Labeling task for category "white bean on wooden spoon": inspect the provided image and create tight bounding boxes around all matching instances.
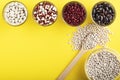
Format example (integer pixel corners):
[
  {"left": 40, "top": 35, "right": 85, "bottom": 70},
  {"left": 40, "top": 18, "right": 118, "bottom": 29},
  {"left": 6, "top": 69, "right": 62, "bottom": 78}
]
[{"left": 57, "top": 23, "right": 110, "bottom": 80}]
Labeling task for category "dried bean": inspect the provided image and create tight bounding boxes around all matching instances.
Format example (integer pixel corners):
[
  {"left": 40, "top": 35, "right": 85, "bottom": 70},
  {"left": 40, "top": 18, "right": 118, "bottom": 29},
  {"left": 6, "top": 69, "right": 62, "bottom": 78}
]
[
  {"left": 86, "top": 49, "right": 120, "bottom": 80},
  {"left": 92, "top": 1, "right": 115, "bottom": 26},
  {"left": 62, "top": 1, "right": 86, "bottom": 26},
  {"left": 4, "top": 1, "right": 27, "bottom": 26},
  {"left": 72, "top": 23, "right": 110, "bottom": 50},
  {"left": 33, "top": 1, "right": 58, "bottom": 26}
]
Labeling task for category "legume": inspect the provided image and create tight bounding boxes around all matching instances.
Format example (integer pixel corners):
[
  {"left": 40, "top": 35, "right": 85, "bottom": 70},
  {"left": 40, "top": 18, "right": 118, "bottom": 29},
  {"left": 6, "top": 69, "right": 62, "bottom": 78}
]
[
  {"left": 92, "top": 1, "right": 115, "bottom": 26},
  {"left": 86, "top": 49, "right": 120, "bottom": 80},
  {"left": 4, "top": 1, "right": 28, "bottom": 26},
  {"left": 62, "top": 1, "right": 86, "bottom": 26},
  {"left": 72, "top": 23, "right": 110, "bottom": 50},
  {"left": 33, "top": 1, "right": 58, "bottom": 26}
]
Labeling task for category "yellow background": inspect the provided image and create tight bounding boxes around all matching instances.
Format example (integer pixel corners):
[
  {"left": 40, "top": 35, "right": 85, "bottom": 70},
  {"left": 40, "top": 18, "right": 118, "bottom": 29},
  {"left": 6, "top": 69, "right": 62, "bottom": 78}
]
[{"left": 0, "top": 0, "right": 120, "bottom": 80}]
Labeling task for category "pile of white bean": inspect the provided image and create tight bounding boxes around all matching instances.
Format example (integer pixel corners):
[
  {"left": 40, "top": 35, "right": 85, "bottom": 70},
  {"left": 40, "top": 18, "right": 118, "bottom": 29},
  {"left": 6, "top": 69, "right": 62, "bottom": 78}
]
[
  {"left": 72, "top": 23, "right": 110, "bottom": 50},
  {"left": 4, "top": 1, "right": 27, "bottom": 26}
]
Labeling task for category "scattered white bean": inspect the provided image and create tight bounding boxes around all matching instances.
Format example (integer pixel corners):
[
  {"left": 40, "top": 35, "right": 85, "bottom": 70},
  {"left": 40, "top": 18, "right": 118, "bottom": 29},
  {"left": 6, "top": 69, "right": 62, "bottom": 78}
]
[{"left": 72, "top": 23, "right": 111, "bottom": 50}]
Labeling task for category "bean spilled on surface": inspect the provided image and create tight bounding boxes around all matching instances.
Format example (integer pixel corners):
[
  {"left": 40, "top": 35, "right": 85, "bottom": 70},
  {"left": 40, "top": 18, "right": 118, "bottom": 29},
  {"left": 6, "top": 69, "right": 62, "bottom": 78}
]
[
  {"left": 92, "top": 1, "right": 115, "bottom": 26},
  {"left": 4, "top": 1, "right": 28, "bottom": 26},
  {"left": 33, "top": 1, "right": 58, "bottom": 26},
  {"left": 62, "top": 1, "right": 86, "bottom": 26}
]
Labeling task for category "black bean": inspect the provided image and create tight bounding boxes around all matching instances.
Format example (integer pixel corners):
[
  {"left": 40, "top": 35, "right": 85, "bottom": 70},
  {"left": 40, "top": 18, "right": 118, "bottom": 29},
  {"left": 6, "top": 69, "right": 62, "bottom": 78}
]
[{"left": 92, "top": 1, "right": 115, "bottom": 26}]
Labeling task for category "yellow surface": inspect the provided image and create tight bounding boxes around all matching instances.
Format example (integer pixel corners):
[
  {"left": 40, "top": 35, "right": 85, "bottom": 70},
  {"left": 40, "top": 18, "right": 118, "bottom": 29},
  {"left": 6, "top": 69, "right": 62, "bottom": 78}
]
[{"left": 0, "top": 0, "right": 120, "bottom": 80}]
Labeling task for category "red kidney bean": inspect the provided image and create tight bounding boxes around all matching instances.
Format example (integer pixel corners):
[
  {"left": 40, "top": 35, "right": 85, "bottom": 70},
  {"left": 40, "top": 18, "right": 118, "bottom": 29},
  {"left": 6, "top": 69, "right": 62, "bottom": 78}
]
[{"left": 62, "top": 1, "right": 86, "bottom": 26}]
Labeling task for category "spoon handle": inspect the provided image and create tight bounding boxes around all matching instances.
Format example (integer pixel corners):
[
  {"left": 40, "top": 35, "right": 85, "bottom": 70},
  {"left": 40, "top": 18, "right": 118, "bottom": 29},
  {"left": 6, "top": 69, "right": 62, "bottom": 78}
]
[{"left": 57, "top": 49, "right": 86, "bottom": 80}]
